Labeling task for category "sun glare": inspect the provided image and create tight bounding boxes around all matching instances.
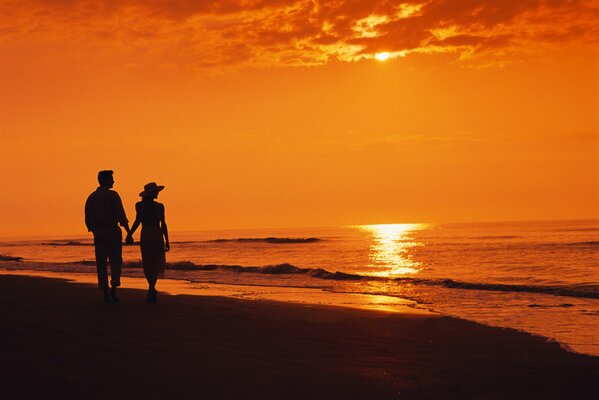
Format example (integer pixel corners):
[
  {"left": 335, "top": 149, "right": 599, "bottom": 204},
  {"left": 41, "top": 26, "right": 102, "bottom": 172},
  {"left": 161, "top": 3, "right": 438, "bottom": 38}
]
[
  {"left": 356, "top": 224, "right": 428, "bottom": 277},
  {"left": 375, "top": 52, "right": 390, "bottom": 61}
]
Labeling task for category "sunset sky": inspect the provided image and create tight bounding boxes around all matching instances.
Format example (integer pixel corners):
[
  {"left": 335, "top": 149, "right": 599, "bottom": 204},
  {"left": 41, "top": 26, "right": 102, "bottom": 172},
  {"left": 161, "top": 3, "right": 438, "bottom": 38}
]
[{"left": 1, "top": 0, "right": 598, "bottom": 237}]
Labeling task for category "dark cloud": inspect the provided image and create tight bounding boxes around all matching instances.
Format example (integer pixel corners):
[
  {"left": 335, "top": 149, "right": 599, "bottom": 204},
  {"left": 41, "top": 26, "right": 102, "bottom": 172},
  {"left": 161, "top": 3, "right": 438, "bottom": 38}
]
[{"left": 1, "top": 0, "right": 597, "bottom": 68}]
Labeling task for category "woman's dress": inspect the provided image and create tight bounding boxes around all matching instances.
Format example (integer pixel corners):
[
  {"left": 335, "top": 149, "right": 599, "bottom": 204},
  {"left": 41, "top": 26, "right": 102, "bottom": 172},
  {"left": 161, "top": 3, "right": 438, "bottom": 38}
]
[{"left": 136, "top": 200, "right": 166, "bottom": 280}]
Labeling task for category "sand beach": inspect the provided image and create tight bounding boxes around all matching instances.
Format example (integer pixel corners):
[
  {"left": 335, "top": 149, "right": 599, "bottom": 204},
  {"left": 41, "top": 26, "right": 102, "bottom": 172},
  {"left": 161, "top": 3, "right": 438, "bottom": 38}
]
[{"left": 1, "top": 271, "right": 597, "bottom": 400}]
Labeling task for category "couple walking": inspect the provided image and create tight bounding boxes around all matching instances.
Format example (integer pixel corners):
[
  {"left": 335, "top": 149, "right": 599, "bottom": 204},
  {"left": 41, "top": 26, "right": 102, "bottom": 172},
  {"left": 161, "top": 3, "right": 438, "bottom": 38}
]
[{"left": 84, "top": 170, "right": 169, "bottom": 303}]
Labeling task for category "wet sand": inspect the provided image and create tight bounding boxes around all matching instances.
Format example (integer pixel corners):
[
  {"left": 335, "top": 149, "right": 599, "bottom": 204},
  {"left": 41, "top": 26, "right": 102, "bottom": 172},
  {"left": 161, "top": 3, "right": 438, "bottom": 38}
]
[{"left": 1, "top": 274, "right": 597, "bottom": 399}]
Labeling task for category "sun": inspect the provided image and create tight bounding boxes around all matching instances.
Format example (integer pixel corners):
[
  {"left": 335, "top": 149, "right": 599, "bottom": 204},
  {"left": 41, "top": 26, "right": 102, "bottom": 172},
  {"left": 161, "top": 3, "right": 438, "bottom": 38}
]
[{"left": 375, "top": 52, "right": 390, "bottom": 61}]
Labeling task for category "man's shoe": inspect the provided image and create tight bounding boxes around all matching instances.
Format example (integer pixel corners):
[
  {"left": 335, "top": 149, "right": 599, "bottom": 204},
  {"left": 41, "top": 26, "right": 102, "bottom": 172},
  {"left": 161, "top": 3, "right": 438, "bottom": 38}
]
[
  {"left": 103, "top": 291, "right": 112, "bottom": 303},
  {"left": 110, "top": 287, "right": 120, "bottom": 302}
]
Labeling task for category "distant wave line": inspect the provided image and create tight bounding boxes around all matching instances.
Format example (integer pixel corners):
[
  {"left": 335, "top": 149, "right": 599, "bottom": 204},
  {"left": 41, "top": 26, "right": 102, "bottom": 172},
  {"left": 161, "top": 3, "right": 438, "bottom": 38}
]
[
  {"left": 27, "top": 238, "right": 599, "bottom": 248},
  {"left": 40, "top": 237, "right": 322, "bottom": 246},
  {"left": 0, "top": 254, "right": 23, "bottom": 261},
  {"left": 415, "top": 240, "right": 599, "bottom": 250},
  {"left": 42, "top": 241, "right": 93, "bottom": 246},
  {"left": 206, "top": 237, "right": 321, "bottom": 244}
]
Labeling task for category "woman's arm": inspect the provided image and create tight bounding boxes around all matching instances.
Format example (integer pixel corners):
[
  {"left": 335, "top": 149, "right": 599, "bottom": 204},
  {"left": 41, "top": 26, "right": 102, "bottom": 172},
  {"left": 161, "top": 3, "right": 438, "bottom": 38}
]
[
  {"left": 160, "top": 203, "right": 170, "bottom": 252},
  {"left": 127, "top": 203, "right": 142, "bottom": 242}
]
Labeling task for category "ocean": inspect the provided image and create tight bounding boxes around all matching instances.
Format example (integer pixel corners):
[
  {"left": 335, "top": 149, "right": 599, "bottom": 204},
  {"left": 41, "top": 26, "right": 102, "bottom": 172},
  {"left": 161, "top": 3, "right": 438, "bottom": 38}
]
[{"left": 1, "top": 219, "right": 598, "bottom": 356}]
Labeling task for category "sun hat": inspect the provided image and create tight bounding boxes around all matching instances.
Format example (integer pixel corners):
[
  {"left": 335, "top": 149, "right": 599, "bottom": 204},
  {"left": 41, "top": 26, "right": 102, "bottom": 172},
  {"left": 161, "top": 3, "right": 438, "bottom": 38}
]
[{"left": 139, "top": 182, "right": 165, "bottom": 197}]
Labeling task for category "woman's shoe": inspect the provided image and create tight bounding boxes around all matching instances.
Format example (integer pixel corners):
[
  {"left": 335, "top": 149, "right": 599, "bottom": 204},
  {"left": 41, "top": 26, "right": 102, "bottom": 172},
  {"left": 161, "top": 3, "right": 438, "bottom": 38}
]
[{"left": 147, "top": 289, "right": 157, "bottom": 303}]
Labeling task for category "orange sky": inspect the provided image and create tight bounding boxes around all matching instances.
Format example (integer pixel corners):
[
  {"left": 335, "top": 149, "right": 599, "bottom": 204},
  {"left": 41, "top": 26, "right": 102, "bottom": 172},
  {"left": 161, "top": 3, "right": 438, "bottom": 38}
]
[{"left": 1, "top": 0, "right": 598, "bottom": 237}]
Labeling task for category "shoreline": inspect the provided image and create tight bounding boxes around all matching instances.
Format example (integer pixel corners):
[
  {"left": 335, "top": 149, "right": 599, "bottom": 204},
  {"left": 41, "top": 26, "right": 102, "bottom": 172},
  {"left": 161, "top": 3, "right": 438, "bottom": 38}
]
[
  {"left": 0, "top": 267, "right": 431, "bottom": 314},
  {"left": 1, "top": 272, "right": 598, "bottom": 399},
  {"left": 1, "top": 266, "right": 596, "bottom": 358}
]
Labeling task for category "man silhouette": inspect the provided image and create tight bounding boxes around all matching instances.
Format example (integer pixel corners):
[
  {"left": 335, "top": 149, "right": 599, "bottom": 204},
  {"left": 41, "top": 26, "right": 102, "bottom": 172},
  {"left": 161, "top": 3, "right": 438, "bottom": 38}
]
[{"left": 85, "top": 170, "right": 131, "bottom": 302}]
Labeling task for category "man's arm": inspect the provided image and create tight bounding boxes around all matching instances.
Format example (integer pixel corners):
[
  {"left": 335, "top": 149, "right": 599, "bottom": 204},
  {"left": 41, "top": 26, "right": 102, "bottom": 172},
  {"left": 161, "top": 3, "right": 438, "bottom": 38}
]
[
  {"left": 122, "top": 221, "right": 131, "bottom": 236},
  {"left": 84, "top": 195, "right": 94, "bottom": 232},
  {"left": 113, "top": 192, "right": 130, "bottom": 235}
]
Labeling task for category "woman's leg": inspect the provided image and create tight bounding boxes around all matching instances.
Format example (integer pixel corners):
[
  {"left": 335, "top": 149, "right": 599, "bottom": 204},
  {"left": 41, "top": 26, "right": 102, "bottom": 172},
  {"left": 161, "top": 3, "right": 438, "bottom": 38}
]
[{"left": 146, "top": 275, "right": 158, "bottom": 302}]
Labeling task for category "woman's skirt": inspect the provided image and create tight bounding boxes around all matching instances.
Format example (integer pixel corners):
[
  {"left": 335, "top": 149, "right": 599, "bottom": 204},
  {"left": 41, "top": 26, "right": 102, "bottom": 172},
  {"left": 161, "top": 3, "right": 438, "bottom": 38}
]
[{"left": 140, "top": 226, "right": 165, "bottom": 281}]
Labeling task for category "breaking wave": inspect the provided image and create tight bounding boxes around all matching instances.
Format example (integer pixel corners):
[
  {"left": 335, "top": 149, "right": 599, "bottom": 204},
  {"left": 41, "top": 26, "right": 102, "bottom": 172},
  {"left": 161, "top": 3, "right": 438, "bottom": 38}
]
[
  {"left": 120, "top": 261, "right": 363, "bottom": 281},
  {"left": 64, "top": 260, "right": 598, "bottom": 299},
  {"left": 411, "top": 278, "right": 599, "bottom": 299}
]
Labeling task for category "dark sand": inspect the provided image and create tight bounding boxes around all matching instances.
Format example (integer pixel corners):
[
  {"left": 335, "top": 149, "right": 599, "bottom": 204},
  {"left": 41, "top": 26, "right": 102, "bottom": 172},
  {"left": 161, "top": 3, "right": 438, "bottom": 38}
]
[{"left": 1, "top": 274, "right": 597, "bottom": 399}]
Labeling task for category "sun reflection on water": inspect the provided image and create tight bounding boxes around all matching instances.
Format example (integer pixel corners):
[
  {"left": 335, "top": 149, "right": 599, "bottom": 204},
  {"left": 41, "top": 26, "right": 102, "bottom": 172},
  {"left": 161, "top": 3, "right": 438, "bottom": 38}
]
[{"left": 357, "top": 224, "right": 427, "bottom": 277}]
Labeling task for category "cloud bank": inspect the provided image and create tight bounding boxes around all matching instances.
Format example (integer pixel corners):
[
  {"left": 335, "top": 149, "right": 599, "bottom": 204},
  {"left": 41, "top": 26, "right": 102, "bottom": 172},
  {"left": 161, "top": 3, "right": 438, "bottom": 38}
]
[{"left": 1, "top": 0, "right": 597, "bottom": 69}]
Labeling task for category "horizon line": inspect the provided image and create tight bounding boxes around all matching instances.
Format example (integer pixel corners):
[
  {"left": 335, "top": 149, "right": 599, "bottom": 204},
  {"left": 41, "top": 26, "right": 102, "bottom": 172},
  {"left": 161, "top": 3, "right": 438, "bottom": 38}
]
[{"left": 1, "top": 217, "right": 598, "bottom": 240}]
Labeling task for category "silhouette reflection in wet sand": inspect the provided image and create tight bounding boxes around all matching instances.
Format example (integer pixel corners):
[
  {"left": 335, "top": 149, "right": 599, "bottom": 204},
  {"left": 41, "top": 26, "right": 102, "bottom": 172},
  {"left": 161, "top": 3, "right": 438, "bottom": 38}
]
[
  {"left": 127, "top": 182, "right": 170, "bottom": 303},
  {"left": 84, "top": 170, "right": 131, "bottom": 302}
]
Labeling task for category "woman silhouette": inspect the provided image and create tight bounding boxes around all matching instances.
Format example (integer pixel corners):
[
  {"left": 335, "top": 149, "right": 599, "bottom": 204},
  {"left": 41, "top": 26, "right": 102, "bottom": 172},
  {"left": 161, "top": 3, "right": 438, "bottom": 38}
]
[{"left": 127, "top": 182, "right": 170, "bottom": 302}]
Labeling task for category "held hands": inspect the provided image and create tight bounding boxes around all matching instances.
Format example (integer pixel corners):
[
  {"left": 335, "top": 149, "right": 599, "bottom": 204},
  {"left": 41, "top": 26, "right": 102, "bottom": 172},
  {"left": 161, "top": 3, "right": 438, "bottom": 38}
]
[
  {"left": 124, "top": 233, "right": 167, "bottom": 250},
  {"left": 124, "top": 234, "right": 167, "bottom": 250}
]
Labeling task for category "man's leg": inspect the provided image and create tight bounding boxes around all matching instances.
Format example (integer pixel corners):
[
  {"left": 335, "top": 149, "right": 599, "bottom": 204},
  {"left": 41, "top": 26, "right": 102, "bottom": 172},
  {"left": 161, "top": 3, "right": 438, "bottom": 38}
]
[
  {"left": 107, "top": 227, "right": 123, "bottom": 301},
  {"left": 93, "top": 232, "right": 111, "bottom": 302}
]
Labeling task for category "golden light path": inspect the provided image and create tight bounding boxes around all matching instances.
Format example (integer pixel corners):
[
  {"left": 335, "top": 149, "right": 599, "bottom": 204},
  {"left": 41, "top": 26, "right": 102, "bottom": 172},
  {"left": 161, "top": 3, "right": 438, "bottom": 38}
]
[{"left": 357, "top": 223, "right": 428, "bottom": 277}]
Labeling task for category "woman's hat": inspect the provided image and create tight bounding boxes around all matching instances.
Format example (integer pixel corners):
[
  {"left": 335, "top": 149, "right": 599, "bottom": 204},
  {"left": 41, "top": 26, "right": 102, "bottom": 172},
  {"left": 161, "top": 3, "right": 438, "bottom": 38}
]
[{"left": 139, "top": 182, "right": 165, "bottom": 197}]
